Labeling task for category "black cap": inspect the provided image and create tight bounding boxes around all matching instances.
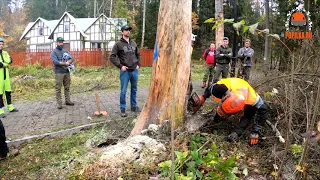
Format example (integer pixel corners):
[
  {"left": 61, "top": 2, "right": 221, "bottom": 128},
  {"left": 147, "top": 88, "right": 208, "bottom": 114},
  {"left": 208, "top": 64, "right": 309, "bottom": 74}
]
[
  {"left": 121, "top": 25, "right": 132, "bottom": 32},
  {"left": 223, "top": 37, "right": 229, "bottom": 40},
  {"left": 211, "top": 84, "right": 229, "bottom": 99}
]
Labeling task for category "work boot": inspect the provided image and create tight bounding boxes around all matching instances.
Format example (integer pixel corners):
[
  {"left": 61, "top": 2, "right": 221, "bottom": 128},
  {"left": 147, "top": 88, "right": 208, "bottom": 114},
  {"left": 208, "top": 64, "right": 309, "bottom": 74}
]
[
  {"left": 0, "top": 108, "right": 5, "bottom": 118},
  {"left": 202, "top": 81, "right": 206, "bottom": 88},
  {"left": 65, "top": 101, "right": 75, "bottom": 106},
  {"left": 120, "top": 109, "right": 128, "bottom": 117},
  {"left": 7, "top": 104, "right": 18, "bottom": 112},
  {"left": 226, "top": 132, "right": 239, "bottom": 142},
  {"left": 131, "top": 106, "right": 141, "bottom": 112}
]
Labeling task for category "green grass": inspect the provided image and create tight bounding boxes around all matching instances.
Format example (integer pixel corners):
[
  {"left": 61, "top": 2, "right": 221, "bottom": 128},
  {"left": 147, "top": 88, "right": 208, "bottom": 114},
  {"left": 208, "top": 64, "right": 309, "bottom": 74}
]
[
  {"left": 9, "top": 63, "right": 205, "bottom": 102},
  {"left": 0, "top": 128, "right": 100, "bottom": 179}
]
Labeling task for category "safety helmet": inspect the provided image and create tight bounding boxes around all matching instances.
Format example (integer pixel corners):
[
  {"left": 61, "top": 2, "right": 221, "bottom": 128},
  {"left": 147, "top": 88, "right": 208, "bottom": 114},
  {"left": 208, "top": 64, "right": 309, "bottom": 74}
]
[
  {"left": 0, "top": 38, "right": 4, "bottom": 43},
  {"left": 216, "top": 91, "right": 245, "bottom": 118}
]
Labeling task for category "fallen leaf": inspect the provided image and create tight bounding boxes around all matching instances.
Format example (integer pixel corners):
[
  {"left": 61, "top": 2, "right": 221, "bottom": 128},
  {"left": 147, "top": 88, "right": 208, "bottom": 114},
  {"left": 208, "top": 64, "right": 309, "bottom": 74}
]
[
  {"left": 243, "top": 168, "right": 249, "bottom": 176},
  {"left": 295, "top": 165, "right": 305, "bottom": 172}
]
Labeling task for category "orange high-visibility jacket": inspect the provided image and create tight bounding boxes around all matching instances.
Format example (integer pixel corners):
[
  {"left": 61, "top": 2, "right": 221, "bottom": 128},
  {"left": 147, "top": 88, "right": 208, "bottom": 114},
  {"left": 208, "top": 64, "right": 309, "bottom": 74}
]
[{"left": 213, "top": 78, "right": 263, "bottom": 108}]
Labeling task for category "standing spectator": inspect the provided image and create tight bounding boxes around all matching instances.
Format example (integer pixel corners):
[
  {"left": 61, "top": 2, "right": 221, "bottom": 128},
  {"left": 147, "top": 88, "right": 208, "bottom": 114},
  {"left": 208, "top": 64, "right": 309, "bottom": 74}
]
[
  {"left": 202, "top": 42, "right": 216, "bottom": 88},
  {"left": 0, "top": 119, "right": 9, "bottom": 159},
  {"left": 213, "top": 37, "right": 232, "bottom": 83},
  {"left": 0, "top": 119, "right": 19, "bottom": 160},
  {"left": 0, "top": 38, "right": 18, "bottom": 118},
  {"left": 237, "top": 39, "right": 254, "bottom": 81},
  {"left": 51, "top": 37, "right": 75, "bottom": 109},
  {"left": 110, "top": 25, "right": 141, "bottom": 117}
]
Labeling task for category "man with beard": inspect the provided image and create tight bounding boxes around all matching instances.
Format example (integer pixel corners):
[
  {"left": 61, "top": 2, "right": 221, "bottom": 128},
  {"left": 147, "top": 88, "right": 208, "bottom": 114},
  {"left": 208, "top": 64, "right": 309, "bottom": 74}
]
[
  {"left": 110, "top": 25, "right": 141, "bottom": 117},
  {"left": 50, "top": 37, "right": 75, "bottom": 109}
]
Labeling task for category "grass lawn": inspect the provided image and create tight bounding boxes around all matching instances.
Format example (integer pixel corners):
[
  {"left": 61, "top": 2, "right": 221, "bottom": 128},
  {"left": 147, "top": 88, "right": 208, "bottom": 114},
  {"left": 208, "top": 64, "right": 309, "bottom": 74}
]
[{"left": 9, "top": 61, "right": 206, "bottom": 102}]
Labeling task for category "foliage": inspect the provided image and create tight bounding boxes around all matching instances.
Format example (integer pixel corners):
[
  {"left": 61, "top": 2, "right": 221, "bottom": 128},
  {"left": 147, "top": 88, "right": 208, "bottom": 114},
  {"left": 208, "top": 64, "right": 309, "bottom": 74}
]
[
  {"left": 0, "top": 127, "right": 100, "bottom": 179},
  {"left": 192, "top": 12, "right": 199, "bottom": 30},
  {"left": 290, "top": 144, "right": 303, "bottom": 159},
  {"left": 158, "top": 134, "right": 239, "bottom": 179}
]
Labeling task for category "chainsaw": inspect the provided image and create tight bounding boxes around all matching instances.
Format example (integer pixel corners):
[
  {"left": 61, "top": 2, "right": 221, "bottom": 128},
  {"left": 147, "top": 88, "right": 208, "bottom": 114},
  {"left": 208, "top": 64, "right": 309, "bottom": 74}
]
[{"left": 187, "top": 92, "right": 203, "bottom": 114}]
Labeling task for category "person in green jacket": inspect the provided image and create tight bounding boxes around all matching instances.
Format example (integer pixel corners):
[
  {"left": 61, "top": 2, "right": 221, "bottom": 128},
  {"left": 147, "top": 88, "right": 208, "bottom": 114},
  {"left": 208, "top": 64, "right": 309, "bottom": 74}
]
[{"left": 0, "top": 38, "right": 18, "bottom": 118}]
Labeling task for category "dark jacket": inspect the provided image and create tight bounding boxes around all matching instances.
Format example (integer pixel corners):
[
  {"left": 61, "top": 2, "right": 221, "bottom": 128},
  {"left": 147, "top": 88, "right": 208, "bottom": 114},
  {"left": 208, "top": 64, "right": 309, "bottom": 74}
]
[
  {"left": 51, "top": 47, "right": 74, "bottom": 74},
  {"left": 110, "top": 38, "right": 141, "bottom": 71},
  {"left": 0, "top": 120, "right": 8, "bottom": 158},
  {"left": 215, "top": 45, "right": 232, "bottom": 64}
]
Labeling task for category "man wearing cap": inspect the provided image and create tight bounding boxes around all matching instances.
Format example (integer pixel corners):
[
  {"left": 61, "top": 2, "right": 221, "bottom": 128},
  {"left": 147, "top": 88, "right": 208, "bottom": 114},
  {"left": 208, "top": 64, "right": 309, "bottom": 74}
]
[
  {"left": 213, "top": 37, "right": 232, "bottom": 83},
  {"left": 50, "top": 37, "right": 75, "bottom": 109},
  {"left": 110, "top": 25, "right": 141, "bottom": 117},
  {"left": 0, "top": 38, "right": 18, "bottom": 118}
]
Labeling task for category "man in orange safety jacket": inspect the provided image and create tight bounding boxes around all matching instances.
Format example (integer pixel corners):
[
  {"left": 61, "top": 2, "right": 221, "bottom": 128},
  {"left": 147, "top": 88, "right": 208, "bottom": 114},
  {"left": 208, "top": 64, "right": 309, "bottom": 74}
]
[{"left": 192, "top": 78, "right": 268, "bottom": 145}]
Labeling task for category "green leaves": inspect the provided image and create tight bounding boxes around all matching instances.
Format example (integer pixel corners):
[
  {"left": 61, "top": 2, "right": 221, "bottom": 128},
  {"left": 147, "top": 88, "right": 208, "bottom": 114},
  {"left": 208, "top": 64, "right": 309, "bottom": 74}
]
[
  {"left": 248, "top": 23, "right": 259, "bottom": 34},
  {"left": 233, "top": 20, "right": 245, "bottom": 35},
  {"left": 204, "top": 18, "right": 215, "bottom": 23},
  {"left": 270, "top": 34, "right": 280, "bottom": 40},
  {"left": 224, "top": 18, "right": 235, "bottom": 23},
  {"left": 159, "top": 141, "right": 239, "bottom": 179}
]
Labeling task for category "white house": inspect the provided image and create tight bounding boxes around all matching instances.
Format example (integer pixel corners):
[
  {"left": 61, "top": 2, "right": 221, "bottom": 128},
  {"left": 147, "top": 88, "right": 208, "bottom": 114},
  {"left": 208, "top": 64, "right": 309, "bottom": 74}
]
[{"left": 19, "top": 12, "right": 127, "bottom": 51}]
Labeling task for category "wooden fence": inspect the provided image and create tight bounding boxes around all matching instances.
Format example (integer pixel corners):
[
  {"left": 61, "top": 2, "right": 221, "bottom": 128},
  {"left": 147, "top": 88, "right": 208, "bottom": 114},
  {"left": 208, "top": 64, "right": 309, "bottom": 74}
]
[{"left": 8, "top": 49, "right": 154, "bottom": 67}]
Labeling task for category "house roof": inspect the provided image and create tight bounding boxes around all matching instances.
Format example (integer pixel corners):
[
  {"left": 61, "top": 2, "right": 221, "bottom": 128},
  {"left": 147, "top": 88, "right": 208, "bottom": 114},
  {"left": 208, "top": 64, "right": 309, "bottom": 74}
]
[
  {"left": 20, "top": 12, "right": 126, "bottom": 41},
  {"left": 84, "top": 14, "right": 121, "bottom": 32},
  {"left": 19, "top": 22, "right": 34, "bottom": 41},
  {"left": 74, "top": 18, "right": 97, "bottom": 31},
  {"left": 48, "top": 12, "right": 90, "bottom": 39},
  {"left": 19, "top": 18, "right": 59, "bottom": 41}
]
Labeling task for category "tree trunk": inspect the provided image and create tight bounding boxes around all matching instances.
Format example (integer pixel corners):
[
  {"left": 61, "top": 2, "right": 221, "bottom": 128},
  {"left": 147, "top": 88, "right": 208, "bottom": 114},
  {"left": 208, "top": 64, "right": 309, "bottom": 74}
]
[
  {"left": 110, "top": 0, "right": 113, "bottom": 17},
  {"left": 215, "top": 0, "right": 224, "bottom": 47},
  {"left": 263, "top": 0, "right": 270, "bottom": 75},
  {"left": 141, "top": 0, "right": 146, "bottom": 48},
  {"left": 131, "top": 0, "right": 192, "bottom": 136}
]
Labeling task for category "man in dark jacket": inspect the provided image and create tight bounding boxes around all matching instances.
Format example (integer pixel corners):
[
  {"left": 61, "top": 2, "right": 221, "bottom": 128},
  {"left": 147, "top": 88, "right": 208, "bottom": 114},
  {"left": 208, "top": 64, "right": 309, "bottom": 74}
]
[
  {"left": 0, "top": 119, "right": 8, "bottom": 159},
  {"left": 50, "top": 37, "right": 75, "bottom": 109},
  {"left": 237, "top": 39, "right": 254, "bottom": 81},
  {"left": 110, "top": 25, "right": 141, "bottom": 117},
  {"left": 213, "top": 37, "right": 232, "bottom": 83}
]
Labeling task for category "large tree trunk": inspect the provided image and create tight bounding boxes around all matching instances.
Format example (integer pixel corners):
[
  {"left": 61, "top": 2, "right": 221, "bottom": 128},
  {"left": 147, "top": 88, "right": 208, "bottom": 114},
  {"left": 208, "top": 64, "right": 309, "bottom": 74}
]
[
  {"left": 131, "top": 0, "right": 192, "bottom": 136},
  {"left": 215, "top": 0, "right": 224, "bottom": 47}
]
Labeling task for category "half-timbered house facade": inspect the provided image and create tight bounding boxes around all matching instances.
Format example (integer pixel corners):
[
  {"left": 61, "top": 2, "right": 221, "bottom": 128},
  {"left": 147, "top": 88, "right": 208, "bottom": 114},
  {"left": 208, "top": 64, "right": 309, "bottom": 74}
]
[{"left": 19, "top": 12, "right": 127, "bottom": 51}]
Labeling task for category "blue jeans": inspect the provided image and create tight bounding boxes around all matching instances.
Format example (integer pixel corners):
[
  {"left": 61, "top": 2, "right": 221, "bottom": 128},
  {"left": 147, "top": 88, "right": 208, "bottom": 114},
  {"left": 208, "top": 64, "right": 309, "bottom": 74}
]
[{"left": 120, "top": 69, "right": 138, "bottom": 111}]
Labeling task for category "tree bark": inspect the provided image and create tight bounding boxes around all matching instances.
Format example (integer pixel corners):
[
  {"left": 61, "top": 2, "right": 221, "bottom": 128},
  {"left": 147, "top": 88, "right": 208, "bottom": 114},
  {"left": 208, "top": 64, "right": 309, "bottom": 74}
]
[
  {"left": 110, "top": 0, "right": 113, "bottom": 17},
  {"left": 131, "top": 0, "right": 192, "bottom": 136},
  {"left": 141, "top": 0, "right": 146, "bottom": 48},
  {"left": 215, "top": 0, "right": 224, "bottom": 47}
]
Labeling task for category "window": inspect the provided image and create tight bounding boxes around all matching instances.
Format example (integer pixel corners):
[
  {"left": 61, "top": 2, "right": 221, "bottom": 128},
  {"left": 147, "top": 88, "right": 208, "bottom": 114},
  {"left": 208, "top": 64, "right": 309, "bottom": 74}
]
[
  {"left": 39, "top": 27, "right": 44, "bottom": 36},
  {"left": 64, "top": 22, "right": 70, "bottom": 32}
]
